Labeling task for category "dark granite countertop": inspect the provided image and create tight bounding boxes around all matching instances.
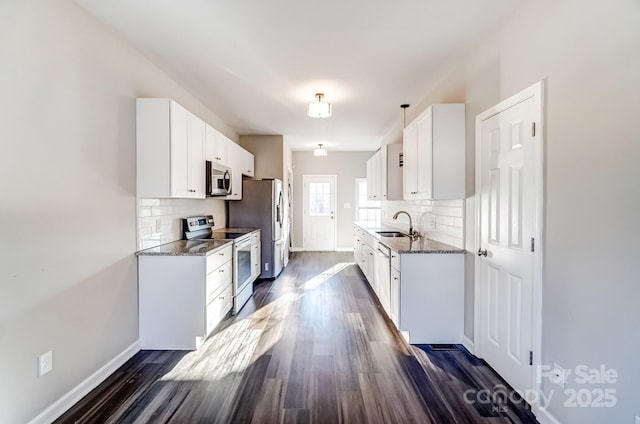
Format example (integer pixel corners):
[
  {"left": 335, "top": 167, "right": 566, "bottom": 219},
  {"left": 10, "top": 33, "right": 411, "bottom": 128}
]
[
  {"left": 136, "top": 239, "right": 233, "bottom": 256},
  {"left": 354, "top": 222, "right": 465, "bottom": 254}
]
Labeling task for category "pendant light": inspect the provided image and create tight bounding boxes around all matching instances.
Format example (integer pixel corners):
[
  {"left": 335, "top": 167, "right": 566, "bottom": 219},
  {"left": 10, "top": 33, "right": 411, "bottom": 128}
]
[
  {"left": 307, "top": 93, "right": 332, "bottom": 118},
  {"left": 399, "top": 104, "right": 410, "bottom": 168},
  {"left": 313, "top": 144, "right": 327, "bottom": 156},
  {"left": 400, "top": 104, "right": 410, "bottom": 127}
]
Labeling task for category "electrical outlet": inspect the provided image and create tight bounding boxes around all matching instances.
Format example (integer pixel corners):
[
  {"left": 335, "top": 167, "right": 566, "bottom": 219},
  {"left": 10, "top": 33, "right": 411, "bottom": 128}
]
[
  {"left": 38, "top": 350, "right": 53, "bottom": 377},
  {"left": 550, "top": 363, "right": 566, "bottom": 389}
]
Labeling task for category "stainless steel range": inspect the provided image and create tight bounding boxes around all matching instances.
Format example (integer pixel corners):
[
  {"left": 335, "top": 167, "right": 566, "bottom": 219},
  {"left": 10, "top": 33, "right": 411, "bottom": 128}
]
[{"left": 183, "top": 216, "right": 255, "bottom": 314}]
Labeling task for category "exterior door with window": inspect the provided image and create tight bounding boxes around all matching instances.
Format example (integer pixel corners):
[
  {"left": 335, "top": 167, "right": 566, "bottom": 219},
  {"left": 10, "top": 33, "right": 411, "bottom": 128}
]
[{"left": 303, "top": 175, "right": 336, "bottom": 251}]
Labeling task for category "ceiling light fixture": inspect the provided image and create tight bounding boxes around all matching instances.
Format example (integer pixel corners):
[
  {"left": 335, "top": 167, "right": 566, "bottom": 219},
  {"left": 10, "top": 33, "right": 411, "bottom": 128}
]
[
  {"left": 313, "top": 144, "right": 327, "bottom": 157},
  {"left": 307, "top": 93, "right": 332, "bottom": 118}
]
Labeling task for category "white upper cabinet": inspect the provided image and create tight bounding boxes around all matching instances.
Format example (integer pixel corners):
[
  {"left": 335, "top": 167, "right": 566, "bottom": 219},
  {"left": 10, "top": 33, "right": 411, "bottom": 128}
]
[
  {"left": 225, "top": 142, "right": 255, "bottom": 200},
  {"left": 137, "top": 98, "right": 205, "bottom": 199},
  {"left": 366, "top": 144, "right": 403, "bottom": 201},
  {"left": 225, "top": 141, "right": 243, "bottom": 200},
  {"left": 205, "top": 124, "right": 228, "bottom": 167},
  {"left": 366, "top": 152, "right": 380, "bottom": 200},
  {"left": 403, "top": 104, "right": 465, "bottom": 200},
  {"left": 239, "top": 147, "right": 254, "bottom": 178}
]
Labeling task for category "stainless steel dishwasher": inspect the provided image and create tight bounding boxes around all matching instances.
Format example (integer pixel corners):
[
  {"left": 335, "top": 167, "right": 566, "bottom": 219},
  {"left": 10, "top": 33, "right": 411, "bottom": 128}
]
[{"left": 375, "top": 241, "right": 391, "bottom": 315}]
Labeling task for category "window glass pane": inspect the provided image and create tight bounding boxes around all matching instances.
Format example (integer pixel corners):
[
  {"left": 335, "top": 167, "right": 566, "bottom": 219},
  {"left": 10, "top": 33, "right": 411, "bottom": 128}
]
[
  {"left": 309, "top": 182, "right": 330, "bottom": 216},
  {"left": 355, "top": 178, "right": 381, "bottom": 225}
]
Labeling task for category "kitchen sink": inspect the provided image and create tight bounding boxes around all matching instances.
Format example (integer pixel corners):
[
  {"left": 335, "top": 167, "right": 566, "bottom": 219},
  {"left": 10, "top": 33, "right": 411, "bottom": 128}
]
[{"left": 376, "top": 231, "right": 409, "bottom": 238}]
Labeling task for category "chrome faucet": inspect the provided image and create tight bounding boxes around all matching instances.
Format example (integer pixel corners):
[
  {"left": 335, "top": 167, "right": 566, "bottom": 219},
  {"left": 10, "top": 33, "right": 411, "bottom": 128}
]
[{"left": 392, "top": 210, "right": 419, "bottom": 239}]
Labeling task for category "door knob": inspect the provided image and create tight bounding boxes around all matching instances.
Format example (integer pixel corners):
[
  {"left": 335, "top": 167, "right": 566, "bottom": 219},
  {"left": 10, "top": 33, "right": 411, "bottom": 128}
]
[{"left": 477, "top": 248, "right": 488, "bottom": 257}]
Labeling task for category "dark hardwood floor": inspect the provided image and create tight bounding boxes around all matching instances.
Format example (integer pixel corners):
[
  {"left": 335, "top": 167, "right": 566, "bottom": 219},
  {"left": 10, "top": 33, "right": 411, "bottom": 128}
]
[{"left": 55, "top": 251, "right": 538, "bottom": 424}]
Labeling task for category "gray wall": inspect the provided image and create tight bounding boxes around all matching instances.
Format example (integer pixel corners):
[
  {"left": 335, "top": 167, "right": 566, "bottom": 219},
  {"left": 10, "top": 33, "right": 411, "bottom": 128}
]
[
  {"left": 388, "top": 0, "right": 640, "bottom": 422},
  {"left": 239, "top": 135, "right": 284, "bottom": 180},
  {"left": 292, "top": 151, "right": 372, "bottom": 250},
  {"left": 0, "top": 0, "right": 236, "bottom": 422}
]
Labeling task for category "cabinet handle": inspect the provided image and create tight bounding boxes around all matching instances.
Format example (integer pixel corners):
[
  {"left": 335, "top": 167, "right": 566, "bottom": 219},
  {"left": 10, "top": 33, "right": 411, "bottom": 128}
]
[
  {"left": 219, "top": 252, "right": 225, "bottom": 256},
  {"left": 393, "top": 277, "right": 398, "bottom": 280},
  {"left": 219, "top": 269, "right": 225, "bottom": 272},
  {"left": 189, "top": 189, "right": 196, "bottom": 192},
  {"left": 219, "top": 296, "right": 225, "bottom": 300}
]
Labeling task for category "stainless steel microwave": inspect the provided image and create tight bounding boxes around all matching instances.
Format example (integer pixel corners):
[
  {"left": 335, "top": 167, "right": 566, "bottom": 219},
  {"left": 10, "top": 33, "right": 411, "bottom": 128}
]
[{"left": 206, "top": 161, "right": 232, "bottom": 196}]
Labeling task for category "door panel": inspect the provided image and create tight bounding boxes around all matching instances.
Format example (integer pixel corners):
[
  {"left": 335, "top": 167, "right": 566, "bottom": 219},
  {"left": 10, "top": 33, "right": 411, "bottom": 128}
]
[{"left": 478, "top": 95, "right": 537, "bottom": 395}]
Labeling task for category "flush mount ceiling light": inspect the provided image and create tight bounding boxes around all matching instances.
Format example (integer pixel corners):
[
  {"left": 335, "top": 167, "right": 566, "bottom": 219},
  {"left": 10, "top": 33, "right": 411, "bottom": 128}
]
[
  {"left": 313, "top": 144, "right": 327, "bottom": 157},
  {"left": 307, "top": 93, "right": 332, "bottom": 118}
]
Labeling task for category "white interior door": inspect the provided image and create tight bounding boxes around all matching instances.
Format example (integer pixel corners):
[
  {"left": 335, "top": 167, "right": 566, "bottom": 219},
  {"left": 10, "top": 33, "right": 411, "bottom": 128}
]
[
  {"left": 476, "top": 83, "right": 543, "bottom": 396},
  {"left": 303, "top": 175, "right": 336, "bottom": 251}
]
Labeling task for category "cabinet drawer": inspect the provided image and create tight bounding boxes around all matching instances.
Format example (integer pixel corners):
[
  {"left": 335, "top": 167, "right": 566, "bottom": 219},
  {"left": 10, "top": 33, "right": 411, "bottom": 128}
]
[
  {"left": 206, "top": 245, "right": 232, "bottom": 271},
  {"left": 391, "top": 250, "right": 400, "bottom": 271},
  {"left": 206, "top": 284, "right": 233, "bottom": 334},
  {"left": 206, "top": 260, "right": 232, "bottom": 304}
]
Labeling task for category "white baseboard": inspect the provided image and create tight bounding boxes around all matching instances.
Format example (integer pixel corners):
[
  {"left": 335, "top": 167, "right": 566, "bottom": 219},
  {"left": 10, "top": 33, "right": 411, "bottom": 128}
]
[
  {"left": 462, "top": 335, "right": 475, "bottom": 354},
  {"left": 290, "top": 247, "right": 354, "bottom": 252},
  {"left": 29, "top": 340, "right": 140, "bottom": 424},
  {"left": 335, "top": 247, "right": 354, "bottom": 252},
  {"left": 535, "top": 405, "right": 562, "bottom": 424}
]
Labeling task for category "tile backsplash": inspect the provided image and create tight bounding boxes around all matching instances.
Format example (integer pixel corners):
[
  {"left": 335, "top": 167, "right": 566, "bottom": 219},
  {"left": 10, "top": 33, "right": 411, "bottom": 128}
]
[
  {"left": 137, "top": 198, "right": 226, "bottom": 250},
  {"left": 382, "top": 199, "right": 464, "bottom": 249}
]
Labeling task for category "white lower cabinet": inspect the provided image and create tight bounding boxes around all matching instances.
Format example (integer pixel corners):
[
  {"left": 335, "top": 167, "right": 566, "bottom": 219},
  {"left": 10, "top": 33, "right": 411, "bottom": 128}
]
[
  {"left": 138, "top": 245, "right": 233, "bottom": 350},
  {"left": 394, "top": 252, "right": 464, "bottom": 344},
  {"left": 354, "top": 223, "right": 464, "bottom": 344}
]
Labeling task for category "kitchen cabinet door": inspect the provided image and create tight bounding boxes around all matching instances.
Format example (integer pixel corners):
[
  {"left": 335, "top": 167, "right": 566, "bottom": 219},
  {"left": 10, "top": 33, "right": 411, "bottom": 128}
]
[
  {"left": 398, "top": 252, "right": 464, "bottom": 344},
  {"left": 415, "top": 110, "right": 433, "bottom": 199},
  {"left": 366, "top": 151, "right": 382, "bottom": 200},
  {"left": 240, "top": 147, "right": 255, "bottom": 177},
  {"left": 353, "top": 226, "right": 361, "bottom": 264},
  {"left": 390, "top": 267, "right": 400, "bottom": 326},
  {"left": 366, "top": 155, "right": 374, "bottom": 199},
  {"left": 205, "top": 124, "right": 228, "bottom": 167},
  {"left": 403, "top": 121, "right": 418, "bottom": 200},
  {"left": 226, "top": 142, "right": 243, "bottom": 200},
  {"left": 137, "top": 98, "right": 205, "bottom": 199}
]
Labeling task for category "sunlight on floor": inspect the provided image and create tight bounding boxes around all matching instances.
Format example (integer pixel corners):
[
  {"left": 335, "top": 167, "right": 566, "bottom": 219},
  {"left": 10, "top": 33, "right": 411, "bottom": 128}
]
[
  {"left": 302, "top": 262, "right": 354, "bottom": 291},
  {"left": 159, "top": 261, "right": 355, "bottom": 383},
  {"left": 159, "top": 292, "right": 301, "bottom": 382}
]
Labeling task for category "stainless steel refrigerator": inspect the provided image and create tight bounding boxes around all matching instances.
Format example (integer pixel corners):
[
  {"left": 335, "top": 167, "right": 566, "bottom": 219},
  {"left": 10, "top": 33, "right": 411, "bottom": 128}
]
[{"left": 228, "top": 179, "right": 284, "bottom": 279}]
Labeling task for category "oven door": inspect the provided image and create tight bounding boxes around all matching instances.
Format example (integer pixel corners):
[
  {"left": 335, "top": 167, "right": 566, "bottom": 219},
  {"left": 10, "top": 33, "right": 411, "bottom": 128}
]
[{"left": 233, "top": 236, "right": 253, "bottom": 312}]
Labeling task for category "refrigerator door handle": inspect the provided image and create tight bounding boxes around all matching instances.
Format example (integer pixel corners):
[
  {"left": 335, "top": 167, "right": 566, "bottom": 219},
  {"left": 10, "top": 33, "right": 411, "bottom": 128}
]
[{"left": 277, "top": 191, "right": 283, "bottom": 226}]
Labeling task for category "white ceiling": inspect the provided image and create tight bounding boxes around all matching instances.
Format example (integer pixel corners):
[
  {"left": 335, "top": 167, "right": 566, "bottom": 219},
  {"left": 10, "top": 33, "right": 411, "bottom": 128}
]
[{"left": 76, "top": 0, "right": 524, "bottom": 151}]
